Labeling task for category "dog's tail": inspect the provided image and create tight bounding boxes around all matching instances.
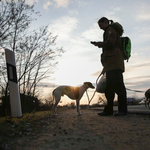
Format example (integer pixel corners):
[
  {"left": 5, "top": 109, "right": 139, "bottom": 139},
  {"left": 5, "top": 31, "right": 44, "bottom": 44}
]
[{"left": 45, "top": 89, "right": 55, "bottom": 103}]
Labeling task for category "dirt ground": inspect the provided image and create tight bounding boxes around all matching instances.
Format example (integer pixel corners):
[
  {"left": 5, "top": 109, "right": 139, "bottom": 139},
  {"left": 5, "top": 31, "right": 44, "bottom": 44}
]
[{"left": 4, "top": 108, "right": 150, "bottom": 150}]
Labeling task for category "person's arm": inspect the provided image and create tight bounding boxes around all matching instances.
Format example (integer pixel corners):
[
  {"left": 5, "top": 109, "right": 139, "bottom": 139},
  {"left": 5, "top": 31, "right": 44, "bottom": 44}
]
[{"left": 91, "top": 27, "right": 117, "bottom": 49}]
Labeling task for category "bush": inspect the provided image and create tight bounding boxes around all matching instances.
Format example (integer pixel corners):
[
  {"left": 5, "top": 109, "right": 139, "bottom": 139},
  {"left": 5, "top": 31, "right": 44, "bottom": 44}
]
[{"left": 1, "top": 94, "right": 43, "bottom": 116}]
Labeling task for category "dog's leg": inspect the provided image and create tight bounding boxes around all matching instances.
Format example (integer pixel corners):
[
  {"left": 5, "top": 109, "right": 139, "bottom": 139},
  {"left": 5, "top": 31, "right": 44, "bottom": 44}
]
[
  {"left": 76, "top": 100, "right": 82, "bottom": 115},
  {"left": 52, "top": 97, "right": 60, "bottom": 116},
  {"left": 52, "top": 102, "right": 58, "bottom": 115},
  {"left": 52, "top": 104, "right": 56, "bottom": 115}
]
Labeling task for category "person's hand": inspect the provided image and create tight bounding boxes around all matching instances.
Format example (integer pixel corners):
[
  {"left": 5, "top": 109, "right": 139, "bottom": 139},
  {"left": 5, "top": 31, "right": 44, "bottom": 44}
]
[
  {"left": 91, "top": 41, "right": 98, "bottom": 46},
  {"left": 91, "top": 41, "right": 102, "bottom": 48}
]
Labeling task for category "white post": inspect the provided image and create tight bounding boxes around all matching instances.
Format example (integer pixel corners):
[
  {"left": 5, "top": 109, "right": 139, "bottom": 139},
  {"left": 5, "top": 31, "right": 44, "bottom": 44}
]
[{"left": 5, "top": 48, "right": 22, "bottom": 117}]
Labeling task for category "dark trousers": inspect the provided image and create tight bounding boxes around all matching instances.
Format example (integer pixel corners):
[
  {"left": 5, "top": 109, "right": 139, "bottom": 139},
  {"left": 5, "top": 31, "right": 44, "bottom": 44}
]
[{"left": 104, "top": 69, "right": 127, "bottom": 114}]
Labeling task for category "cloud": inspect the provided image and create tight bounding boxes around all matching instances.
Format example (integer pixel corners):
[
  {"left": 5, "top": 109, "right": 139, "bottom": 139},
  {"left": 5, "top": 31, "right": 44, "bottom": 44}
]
[
  {"left": 136, "top": 3, "right": 150, "bottom": 21},
  {"left": 76, "top": 0, "right": 91, "bottom": 7},
  {"left": 124, "top": 61, "right": 150, "bottom": 93},
  {"left": 42, "top": 0, "right": 91, "bottom": 11},
  {"left": 125, "top": 62, "right": 150, "bottom": 74},
  {"left": 43, "top": 1, "right": 52, "bottom": 10},
  {"left": 125, "top": 75, "right": 150, "bottom": 82},
  {"left": 102, "top": 7, "right": 122, "bottom": 22},
  {"left": 125, "top": 76, "right": 150, "bottom": 92},
  {"left": 53, "top": 0, "right": 69, "bottom": 7},
  {"left": 81, "top": 23, "right": 103, "bottom": 41},
  {"left": 132, "top": 25, "right": 150, "bottom": 43},
  {"left": 43, "top": 0, "right": 69, "bottom": 10},
  {"left": 49, "top": 16, "right": 78, "bottom": 41},
  {"left": 68, "top": 10, "right": 78, "bottom": 15}
]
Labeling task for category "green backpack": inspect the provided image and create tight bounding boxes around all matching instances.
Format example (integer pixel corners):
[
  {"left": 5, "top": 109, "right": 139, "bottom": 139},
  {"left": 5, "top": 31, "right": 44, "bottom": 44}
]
[
  {"left": 111, "top": 22, "right": 131, "bottom": 62},
  {"left": 121, "top": 37, "right": 131, "bottom": 62}
]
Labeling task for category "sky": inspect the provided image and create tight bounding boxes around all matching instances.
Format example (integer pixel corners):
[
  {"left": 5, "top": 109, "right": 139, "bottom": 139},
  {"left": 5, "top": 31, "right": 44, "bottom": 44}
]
[{"left": 25, "top": 0, "right": 150, "bottom": 104}]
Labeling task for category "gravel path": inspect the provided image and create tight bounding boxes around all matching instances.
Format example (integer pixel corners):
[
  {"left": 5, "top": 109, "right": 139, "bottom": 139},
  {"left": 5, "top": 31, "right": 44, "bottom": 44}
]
[{"left": 8, "top": 108, "right": 150, "bottom": 150}]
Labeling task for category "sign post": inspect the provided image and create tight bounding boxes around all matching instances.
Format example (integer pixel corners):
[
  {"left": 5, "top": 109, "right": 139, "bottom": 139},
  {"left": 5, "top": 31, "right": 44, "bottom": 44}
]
[{"left": 5, "top": 48, "right": 22, "bottom": 117}]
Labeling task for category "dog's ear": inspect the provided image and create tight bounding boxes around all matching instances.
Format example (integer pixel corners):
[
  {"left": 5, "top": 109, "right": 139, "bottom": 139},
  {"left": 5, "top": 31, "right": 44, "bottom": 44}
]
[
  {"left": 84, "top": 82, "right": 87, "bottom": 85},
  {"left": 84, "top": 82, "right": 95, "bottom": 89}
]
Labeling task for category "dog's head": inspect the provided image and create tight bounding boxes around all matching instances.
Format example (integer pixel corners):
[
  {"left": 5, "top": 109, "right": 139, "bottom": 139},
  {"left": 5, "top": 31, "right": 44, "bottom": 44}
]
[{"left": 84, "top": 82, "right": 95, "bottom": 89}]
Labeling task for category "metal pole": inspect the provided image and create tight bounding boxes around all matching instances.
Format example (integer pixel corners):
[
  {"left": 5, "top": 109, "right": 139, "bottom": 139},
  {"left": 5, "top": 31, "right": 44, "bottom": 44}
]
[{"left": 5, "top": 48, "right": 22, "bottom": 117}]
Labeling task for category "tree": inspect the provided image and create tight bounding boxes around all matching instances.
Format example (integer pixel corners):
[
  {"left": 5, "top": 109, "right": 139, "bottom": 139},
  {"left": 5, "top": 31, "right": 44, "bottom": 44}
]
[
  {"left": 0, "top": 0, "right": 64, "bottom": 115},
  {"left": 0, "top": 0, "right": 39, "bottom": 49},
  {"left": 0, "top": 0, "right": 39, "bottom": 98},
  {"left": 16, "top": 26, "right": 63, "bottom": 97},
  {"left": 98, "top": 94, "right": 107, "bottom": 105}
]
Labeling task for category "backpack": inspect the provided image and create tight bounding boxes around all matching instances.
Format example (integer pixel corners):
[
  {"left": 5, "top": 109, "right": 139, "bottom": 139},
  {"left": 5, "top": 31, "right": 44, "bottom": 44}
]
[
  {"left": 121, "top": 37, "right": 131, "bottom": 62},
  {"left": 111, "top": 22, "right": 131, "bottom": 62}
]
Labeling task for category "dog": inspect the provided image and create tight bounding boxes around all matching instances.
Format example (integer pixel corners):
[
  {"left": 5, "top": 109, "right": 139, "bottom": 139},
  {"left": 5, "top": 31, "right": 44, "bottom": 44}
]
[
  {"left": 145, "top": 89, "right": 150, "bottom": 108},
  {"left": 51, "top": 82, "right": 95, "bottom": 115}
]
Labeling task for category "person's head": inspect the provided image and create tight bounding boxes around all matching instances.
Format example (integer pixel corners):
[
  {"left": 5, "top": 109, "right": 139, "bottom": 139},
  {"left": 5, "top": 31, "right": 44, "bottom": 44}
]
[{"left": 98, "top": 17, "right": 113, "bottom": 31}]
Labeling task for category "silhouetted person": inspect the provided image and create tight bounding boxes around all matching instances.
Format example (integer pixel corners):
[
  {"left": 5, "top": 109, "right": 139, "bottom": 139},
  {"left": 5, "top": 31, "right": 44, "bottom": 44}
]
[{"left": 91, "top": 17, "right": 127, "bottom": 116}]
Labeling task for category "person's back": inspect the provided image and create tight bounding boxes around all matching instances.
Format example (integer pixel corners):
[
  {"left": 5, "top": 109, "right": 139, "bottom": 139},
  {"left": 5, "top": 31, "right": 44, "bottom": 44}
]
[{"left": 101, "top": 25, "right": 124, "bottom": 73}]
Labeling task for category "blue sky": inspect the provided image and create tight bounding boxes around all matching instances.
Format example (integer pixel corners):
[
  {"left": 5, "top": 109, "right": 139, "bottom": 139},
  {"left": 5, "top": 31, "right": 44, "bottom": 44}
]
[{"left": 26, "top": 0, "right": 150, "bottom": 103}]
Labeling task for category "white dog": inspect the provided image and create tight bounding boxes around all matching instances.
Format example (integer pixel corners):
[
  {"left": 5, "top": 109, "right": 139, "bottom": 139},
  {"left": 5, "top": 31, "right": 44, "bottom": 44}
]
[{"left": 51, "top": 82, "right": 95, "bottom": 115}]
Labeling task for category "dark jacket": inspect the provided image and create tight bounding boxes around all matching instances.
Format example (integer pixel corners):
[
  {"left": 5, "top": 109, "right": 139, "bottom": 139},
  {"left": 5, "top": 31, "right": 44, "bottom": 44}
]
[{"left": 99, "top": 24, "right": 125, "bottom": 73}]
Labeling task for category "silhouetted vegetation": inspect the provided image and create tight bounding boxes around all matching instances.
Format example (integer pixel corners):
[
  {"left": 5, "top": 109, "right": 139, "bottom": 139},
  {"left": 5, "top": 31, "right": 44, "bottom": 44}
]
[
  {"left": 0, "top": 0, "right": 64, "bottom": 116},
  {"left": 1, "top": 94, "right": 53, "bottom": 116}
]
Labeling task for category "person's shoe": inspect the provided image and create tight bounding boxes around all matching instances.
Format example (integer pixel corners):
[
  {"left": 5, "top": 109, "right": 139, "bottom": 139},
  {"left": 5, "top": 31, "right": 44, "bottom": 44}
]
[
  {"left": 114, "top": 112, "right": 127, "bottom": 116},
  {"left": 97, "top": 111, "right": 113, "bottom": 116}
]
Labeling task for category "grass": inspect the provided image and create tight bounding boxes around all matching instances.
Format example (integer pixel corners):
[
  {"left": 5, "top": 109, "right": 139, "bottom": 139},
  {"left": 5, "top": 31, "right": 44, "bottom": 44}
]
[
  {"left": 0, "top": 110, "right": 53, "bottom": 144},
  {"left": 0, "top": 107, "right": 75, "bottom": 147}
]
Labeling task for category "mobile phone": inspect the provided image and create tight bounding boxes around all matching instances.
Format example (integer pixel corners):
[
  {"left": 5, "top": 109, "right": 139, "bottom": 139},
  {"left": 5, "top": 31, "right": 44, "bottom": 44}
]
[{"left": 91, "top": 41, "right": 96, "bottom": 44}]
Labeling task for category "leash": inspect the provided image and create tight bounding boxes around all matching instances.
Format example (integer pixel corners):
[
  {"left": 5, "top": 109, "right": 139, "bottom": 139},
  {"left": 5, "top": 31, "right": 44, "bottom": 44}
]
[
  {"left": 85, "top": 71, "right": 145, "bottom": 105},
  {"left": 86, "top": 89, "right": 97, "bottom": 105},
  {"left": 86, "top": 71, "right": 103, "bottom": 105},
  {"left": 126, "top": 88, "right": 145, "bottom": 93}
]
